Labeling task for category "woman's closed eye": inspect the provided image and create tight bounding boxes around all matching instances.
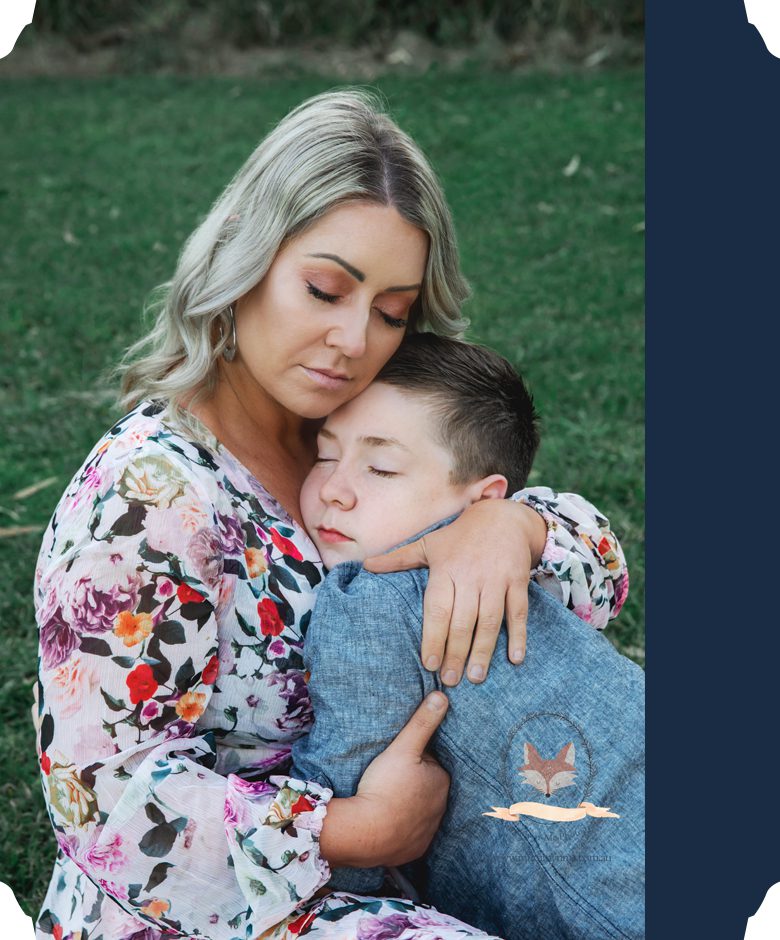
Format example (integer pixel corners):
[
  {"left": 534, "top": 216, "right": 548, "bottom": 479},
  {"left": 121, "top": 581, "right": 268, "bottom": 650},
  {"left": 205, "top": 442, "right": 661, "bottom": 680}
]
[
  {"left": 376, "top": 311, "right": 407, "bottom": 330},
  {"left": 307, "top": 281, "right": 339, "bottom": 304},
  {"left": 306, "top": 281, "right": 407, "bottom": 330}
]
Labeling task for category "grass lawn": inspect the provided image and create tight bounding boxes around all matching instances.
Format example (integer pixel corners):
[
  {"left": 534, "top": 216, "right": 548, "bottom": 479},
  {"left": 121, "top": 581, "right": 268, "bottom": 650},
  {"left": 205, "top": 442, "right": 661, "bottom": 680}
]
[{"left": 0, "top": 67, "right": 643, "bottom": 916}]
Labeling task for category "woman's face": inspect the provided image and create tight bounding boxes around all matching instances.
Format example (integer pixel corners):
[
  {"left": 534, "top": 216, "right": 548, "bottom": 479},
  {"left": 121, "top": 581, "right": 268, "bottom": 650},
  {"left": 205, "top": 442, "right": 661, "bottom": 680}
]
[{"left": 231, "top": 201, "right": 429, "bottom": 421}]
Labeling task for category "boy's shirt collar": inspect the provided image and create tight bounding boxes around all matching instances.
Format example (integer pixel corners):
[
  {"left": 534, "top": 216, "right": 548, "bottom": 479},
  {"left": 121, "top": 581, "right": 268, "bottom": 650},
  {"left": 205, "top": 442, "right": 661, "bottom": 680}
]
[
  {"left": 322, "top": 510, "right": 463, "bottom": 576},
  {"left": 384, "top": 510, "right": 463, "bottom": 553}
]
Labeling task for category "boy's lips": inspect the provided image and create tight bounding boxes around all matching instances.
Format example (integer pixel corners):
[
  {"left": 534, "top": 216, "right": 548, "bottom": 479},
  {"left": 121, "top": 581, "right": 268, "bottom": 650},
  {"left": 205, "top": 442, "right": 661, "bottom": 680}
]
[{"left": 317, "top": 526, "right": 353, "bottom": 544}]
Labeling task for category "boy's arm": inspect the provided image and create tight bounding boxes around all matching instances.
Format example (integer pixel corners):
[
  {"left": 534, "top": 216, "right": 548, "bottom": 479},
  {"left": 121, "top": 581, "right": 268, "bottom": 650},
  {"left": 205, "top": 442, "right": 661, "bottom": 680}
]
[
  {"left": 292, "top": 568, "right": 435, "bottom": 791},
  {"left": 291, "top": 569, "right": 436, "bottom": 890}
]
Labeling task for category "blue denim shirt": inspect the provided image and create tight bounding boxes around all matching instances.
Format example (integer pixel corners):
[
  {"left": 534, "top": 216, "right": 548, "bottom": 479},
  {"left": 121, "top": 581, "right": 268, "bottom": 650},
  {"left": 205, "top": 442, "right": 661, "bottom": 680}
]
[{"left": 291, "top": 521, "right": 644, "bottom": 940}]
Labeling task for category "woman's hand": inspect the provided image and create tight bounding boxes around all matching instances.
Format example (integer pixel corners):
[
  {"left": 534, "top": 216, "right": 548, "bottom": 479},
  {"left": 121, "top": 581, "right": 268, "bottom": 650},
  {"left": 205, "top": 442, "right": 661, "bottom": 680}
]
[
  {"left": 364, "top": 499, "right": 547, "bottom": 686},
  {"left": 318, "top": 692, "right": 450, "bottom": 869}
]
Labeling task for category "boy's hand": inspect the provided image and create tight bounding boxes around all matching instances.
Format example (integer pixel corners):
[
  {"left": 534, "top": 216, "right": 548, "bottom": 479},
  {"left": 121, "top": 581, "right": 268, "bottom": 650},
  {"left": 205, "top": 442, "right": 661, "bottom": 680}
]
[{"left": 364, "top": 499, "right": 546, "bottom": 686}]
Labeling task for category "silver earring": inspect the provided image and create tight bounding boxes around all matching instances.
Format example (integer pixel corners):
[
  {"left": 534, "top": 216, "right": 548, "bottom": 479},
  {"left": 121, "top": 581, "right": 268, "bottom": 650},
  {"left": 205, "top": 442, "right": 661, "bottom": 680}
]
[{"left": 221, "top": 305, "right": 237, "bottom": 362}]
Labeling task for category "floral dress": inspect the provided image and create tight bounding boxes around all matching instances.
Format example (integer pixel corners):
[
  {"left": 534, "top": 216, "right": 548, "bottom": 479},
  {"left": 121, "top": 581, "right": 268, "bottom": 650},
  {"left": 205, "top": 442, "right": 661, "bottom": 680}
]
[{"left": 33, "top": 401, "right": 628, "bottom": 940}]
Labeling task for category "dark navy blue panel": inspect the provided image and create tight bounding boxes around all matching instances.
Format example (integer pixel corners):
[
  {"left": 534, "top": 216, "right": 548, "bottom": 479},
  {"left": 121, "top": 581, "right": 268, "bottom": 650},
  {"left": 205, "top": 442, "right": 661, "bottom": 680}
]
[{"left": 649, "top": 1, "right": 780, "bottom": 935}]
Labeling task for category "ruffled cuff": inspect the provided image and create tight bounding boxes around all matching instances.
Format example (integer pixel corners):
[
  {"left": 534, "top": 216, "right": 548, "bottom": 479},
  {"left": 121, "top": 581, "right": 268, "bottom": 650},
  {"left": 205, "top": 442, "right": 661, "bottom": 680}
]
[
  {"left": 511, "top": 487, "right": 628, "bottom": 630},
  {"left": 225, "top": 774, "right": 333, "bottom": 931}
]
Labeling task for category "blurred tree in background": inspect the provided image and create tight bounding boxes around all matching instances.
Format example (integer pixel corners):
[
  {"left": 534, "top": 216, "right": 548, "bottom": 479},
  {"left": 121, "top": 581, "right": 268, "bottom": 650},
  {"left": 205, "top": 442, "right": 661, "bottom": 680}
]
[{"left": 33, "top": 0, "right": 643, "bottom": 48}]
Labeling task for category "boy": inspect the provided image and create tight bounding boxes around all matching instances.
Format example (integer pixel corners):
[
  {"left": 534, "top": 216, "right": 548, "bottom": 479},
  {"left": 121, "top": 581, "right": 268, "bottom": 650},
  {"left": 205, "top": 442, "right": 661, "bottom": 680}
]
[{"left": 292, "top": 334, "right": 644, "bottom": 940}]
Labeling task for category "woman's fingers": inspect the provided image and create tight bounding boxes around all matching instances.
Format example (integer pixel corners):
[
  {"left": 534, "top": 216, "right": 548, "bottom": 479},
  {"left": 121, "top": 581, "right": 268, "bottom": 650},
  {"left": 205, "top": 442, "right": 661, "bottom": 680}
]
[
  {"left": 439, "top": 585, "right": 480, "bottom": 686},
  {"left": 440, "top": 579, "right": 529, "bottom": 684},
  {"left": 463, "top": 585, "right": 507, "bottom": 683},
  {"left": 420, "top": 568, "right": 455, "bottom": 673},
  {"left": 374, "top": 503, "right": 537, "bottom": 681},
  {"left": 505, "top": 578, "right": 529, "bottom": 664},
  {"left": 387, "top": 691, "right": 449, "bottom": 757},
  {"left": 354, "top": 692, "right": 450, "bottom": 867}
]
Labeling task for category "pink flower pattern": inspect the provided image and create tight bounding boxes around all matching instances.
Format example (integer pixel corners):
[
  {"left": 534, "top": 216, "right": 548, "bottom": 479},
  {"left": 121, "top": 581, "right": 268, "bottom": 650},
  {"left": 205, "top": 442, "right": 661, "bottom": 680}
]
[{"left": 84, "top": 832, "right": 126, "bottom": 872}]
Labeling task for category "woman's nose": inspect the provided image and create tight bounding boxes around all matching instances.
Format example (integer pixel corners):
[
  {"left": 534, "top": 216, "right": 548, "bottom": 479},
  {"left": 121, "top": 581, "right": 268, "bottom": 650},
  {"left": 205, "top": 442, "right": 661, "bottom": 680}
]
[
  {"left": 319, "top": 466, "right": 357, "bottom": 509},
  {"left": 325, "top": 308, "right": 369, "bottom": 359}
]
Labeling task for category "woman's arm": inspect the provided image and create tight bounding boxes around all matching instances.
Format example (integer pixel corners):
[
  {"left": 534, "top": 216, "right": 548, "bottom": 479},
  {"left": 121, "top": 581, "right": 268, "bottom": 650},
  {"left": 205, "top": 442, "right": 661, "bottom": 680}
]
[
  {"left": 35, "top": 453, "right": 333, "bottom": 938},
  {"left": 512, "top": 486, "right": 628, "bottom": 630},
  {"left": 36, "top": 442, "right": 452, "bottom": 937},
  {"left": 365, "top": 488, "right": 627, "bottom": 686}
]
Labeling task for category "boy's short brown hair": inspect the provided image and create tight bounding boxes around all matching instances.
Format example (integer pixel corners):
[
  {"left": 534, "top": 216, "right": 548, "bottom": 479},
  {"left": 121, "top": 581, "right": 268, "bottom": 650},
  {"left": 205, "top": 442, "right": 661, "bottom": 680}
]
[{"left": 376, "top": 333, "right": 540, "bottom": 493}]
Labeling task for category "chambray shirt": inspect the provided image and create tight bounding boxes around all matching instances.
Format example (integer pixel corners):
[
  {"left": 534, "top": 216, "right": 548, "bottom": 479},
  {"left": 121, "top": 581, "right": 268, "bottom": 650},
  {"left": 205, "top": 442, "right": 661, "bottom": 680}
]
[{"left": 291, "top": 522, "right": 645, "bottom": 940}]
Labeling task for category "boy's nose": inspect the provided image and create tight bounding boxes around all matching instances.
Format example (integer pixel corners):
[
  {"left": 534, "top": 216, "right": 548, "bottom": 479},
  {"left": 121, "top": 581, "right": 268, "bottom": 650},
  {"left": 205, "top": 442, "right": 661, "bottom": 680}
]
[{"left": 319, "top": 468, "right": 356, "bottom": 509}]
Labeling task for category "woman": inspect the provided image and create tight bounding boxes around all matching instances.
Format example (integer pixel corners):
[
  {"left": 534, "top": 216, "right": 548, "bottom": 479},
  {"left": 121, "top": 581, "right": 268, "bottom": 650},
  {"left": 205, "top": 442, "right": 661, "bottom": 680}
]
[{"left": 34, "top": 90, "right": 627, "bottom": 939}]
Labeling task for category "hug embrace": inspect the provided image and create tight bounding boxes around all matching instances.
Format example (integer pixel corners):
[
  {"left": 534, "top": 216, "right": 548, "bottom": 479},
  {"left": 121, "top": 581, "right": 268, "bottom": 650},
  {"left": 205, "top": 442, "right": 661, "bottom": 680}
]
[{"left": 33, "top": 90, "right": 643, "bottom": 940}]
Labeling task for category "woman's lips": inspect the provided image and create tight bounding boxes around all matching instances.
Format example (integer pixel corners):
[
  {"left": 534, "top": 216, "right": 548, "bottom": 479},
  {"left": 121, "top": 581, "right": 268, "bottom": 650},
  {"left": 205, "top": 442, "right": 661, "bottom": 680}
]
[
  {"left": 302, "top": 367, "right": 351, "bottom": 390},
  {"left": 317, "top": 527, "right": 353, "bottom": 544}
]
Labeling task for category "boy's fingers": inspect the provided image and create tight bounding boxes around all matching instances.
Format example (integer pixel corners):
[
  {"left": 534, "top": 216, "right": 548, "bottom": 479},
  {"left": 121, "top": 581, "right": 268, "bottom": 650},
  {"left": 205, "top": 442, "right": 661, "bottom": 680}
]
[
  {"left": 364, "top": 537, "right": 428, "bottom": 573},
  {"left": 420, "top": 569, "right": 455, "bottom": 672},
  {"left": 464, "top": 587, "right": 505, "bottom": 683},
  {"left": 505, "top": 580, "right": 529, "bottom": 664},
  {"left": 390, "top": 692, "right": 449, "bottom": 756},
  {"left": 439, "top": 588, "right": 479, "bottom": 686}
]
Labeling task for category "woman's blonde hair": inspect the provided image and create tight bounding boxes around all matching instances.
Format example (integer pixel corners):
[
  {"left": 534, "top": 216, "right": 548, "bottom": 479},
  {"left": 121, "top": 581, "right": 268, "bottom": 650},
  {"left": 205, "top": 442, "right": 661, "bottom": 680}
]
[{"left": 117, "top": 88, "right": 471, "bottom": 423}]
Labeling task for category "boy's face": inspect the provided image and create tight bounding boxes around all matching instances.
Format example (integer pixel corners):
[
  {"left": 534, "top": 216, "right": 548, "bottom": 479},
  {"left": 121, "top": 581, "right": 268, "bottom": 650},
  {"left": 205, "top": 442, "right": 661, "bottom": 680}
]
[{"left": 300, "top": 383, "right": 478, "bottom": 569}]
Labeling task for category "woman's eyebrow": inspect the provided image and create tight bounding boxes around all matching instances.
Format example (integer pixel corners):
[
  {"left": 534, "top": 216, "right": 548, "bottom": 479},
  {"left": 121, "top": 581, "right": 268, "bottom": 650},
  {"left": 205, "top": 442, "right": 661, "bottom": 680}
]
[
  {"left": 306, "top": 253, "right": 421, "bottom": 293},
  {"left": 384, "top": 283, "right": 422, "bottom": 293},
  {"left": 307, "top": 253, "right": 365, "bottom": 282}
]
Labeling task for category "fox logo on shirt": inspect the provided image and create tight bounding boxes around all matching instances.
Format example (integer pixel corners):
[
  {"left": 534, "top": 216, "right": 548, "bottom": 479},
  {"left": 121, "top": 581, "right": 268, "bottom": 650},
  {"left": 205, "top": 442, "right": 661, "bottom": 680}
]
[{"left": 519, "top": 742, "right": 577, "bottom": 798}]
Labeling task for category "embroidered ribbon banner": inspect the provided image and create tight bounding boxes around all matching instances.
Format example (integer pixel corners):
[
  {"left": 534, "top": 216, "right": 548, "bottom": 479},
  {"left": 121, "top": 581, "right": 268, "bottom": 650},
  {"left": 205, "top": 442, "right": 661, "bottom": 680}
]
[{"left": 483, "top": 800, "right": 620, "bottom": 823}]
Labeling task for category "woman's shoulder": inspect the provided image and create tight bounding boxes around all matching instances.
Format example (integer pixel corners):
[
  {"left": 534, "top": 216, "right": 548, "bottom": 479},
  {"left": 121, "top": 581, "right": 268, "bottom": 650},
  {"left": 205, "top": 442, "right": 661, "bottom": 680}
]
[
  {"left": 38, "top": 403, "right": 223, "bottom": 556},
  {"left": 103, "top": 399, "right": 213, "bottom": 460},
  {"left": 70, "top": 400, "right": 223, "bottom": 502},
  {"left": 35, "top": 402, "right": 234, "bottom": 593}
]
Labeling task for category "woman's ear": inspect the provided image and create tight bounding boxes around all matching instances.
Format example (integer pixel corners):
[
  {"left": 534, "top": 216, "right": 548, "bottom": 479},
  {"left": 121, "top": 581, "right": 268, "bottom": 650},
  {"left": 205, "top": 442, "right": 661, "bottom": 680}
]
[{"left": 467, "top": 474, "right": 508, "bottom": 502}]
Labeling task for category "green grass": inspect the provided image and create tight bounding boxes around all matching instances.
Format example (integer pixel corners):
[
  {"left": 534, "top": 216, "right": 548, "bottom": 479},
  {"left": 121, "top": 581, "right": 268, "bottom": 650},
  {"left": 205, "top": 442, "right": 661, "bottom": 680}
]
[{"left": 0, "top": 68, "right": 643, "bottom": 916}]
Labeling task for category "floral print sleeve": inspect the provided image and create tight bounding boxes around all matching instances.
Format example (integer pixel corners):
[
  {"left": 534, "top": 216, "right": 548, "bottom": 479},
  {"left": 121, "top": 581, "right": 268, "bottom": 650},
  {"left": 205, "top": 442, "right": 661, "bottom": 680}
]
[
  {"left": 35, "top": 405, "right": 334, "bottom": 939},
  {"left": 511, "top": 486, "right": 629, "bottom": 630}
]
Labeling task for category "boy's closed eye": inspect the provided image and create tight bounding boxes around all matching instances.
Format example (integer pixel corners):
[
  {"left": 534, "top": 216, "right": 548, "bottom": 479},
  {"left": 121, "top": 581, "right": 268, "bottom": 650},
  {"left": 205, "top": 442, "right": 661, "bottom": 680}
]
[
  {"left": 369, "top": 467, "right": 398, "bottom": 478},
  {"left": 313, "top": 455, "right": 399, "bottom": 478}
]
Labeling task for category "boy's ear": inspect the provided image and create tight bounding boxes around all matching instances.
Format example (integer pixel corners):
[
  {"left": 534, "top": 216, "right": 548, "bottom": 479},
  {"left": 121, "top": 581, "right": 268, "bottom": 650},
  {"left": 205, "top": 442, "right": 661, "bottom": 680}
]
[{"left": 468, "top": 474, "right": 509, "bottom": 502}]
